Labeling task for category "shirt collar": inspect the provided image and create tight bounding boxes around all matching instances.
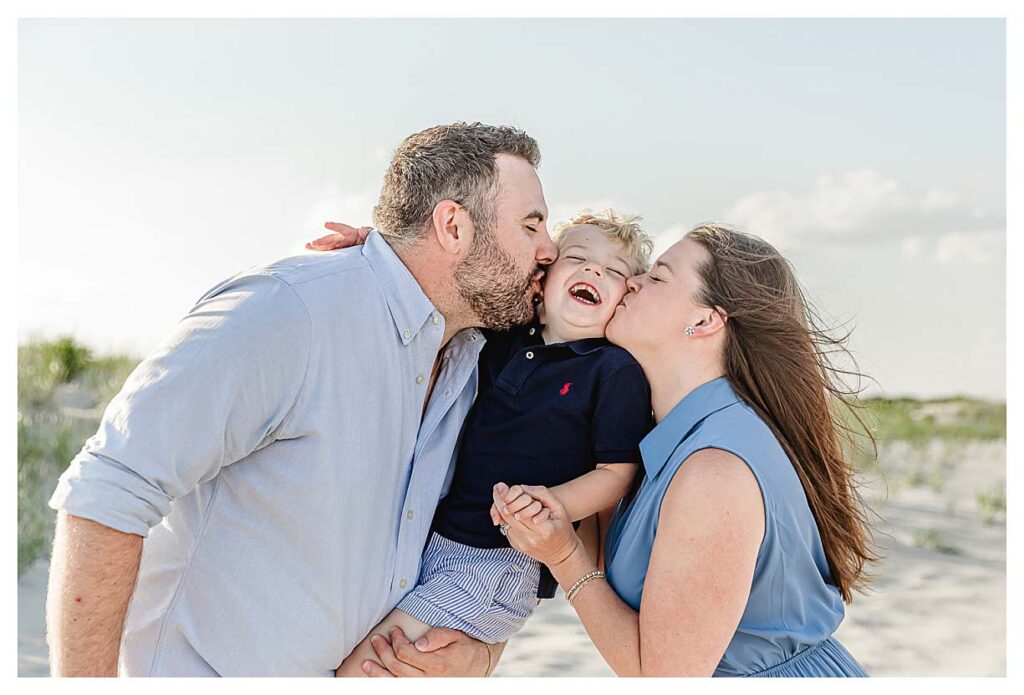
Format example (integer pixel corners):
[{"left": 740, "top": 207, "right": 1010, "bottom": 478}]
[
  {"left": 362, "top": 231, "right": 439, "bottom": 346},
  {"left": 524, "top": 318, "right": 610, "bottom": 355},
  {"left": 639, "top": 376, "right": 741, "bottom": 478}
]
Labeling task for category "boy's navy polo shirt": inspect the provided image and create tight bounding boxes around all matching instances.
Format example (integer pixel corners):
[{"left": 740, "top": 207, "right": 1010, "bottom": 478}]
[{"left": 431, "top": 318, "right": 654, "bottom": 598}]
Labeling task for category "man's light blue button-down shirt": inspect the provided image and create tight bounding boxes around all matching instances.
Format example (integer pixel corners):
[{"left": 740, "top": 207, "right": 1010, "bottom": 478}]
[{"left": 49, "top": 232, "right": 485, "bottom": 676}]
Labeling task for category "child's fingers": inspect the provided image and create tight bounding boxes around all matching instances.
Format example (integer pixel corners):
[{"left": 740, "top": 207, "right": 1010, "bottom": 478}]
[
  {"left": 493, "top": 486, "right": 515, "bottom": 520},
  {"left": 503, "top": 485, "right": 526, "bottom": 504},
  {"left": 505, "top": 493, "right": 536, "bottom": 516},
  {"left": 514, "top": 500, "right": 543, "bottom": 521}
]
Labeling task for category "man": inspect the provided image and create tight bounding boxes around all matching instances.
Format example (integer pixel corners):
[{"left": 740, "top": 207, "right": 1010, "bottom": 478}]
[{"left": 45, "top": 122, "right": 557, "bottom": 676}]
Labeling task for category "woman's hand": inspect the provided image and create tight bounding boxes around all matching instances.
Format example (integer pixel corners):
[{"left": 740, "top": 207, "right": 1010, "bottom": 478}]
[
  {"left": 305, "top": 221, "right": 373, "bottom": 251},
  {"left": 492, "top": 482, "right": 582, "bottom": 568}
]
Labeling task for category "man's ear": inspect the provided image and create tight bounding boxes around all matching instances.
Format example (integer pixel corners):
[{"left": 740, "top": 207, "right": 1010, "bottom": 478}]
[{"left": 431, "top": 200, "right": 473, "bottom": 256}]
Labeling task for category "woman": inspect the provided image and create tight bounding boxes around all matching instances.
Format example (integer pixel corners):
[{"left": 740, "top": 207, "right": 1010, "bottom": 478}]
[{"left": 493, "top": 223, "right": 876, "bottom": 677}]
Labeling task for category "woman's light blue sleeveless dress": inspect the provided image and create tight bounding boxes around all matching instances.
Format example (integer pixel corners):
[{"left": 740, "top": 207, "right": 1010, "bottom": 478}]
[{"left": 604, "top": 376, "right": 867, "bottom": 677}]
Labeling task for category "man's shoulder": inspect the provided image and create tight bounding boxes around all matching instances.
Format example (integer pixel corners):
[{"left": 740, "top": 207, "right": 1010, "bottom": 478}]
[
  {"left": 196, "top": 248, "right": 383, "bottom": 329},
  {"left": 244, "top": 248, "right": 386, "bottom": 313},
  {"left": 256, "top": 247, "right": 372, "bottom": 289}
]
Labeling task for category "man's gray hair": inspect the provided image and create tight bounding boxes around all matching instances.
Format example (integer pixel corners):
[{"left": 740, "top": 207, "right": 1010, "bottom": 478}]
[{"left": 373, "top": 122, "right": 541, "bottom": 245}]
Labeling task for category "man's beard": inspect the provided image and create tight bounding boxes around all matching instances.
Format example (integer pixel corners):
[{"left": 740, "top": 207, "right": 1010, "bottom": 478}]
[{"left": 455, "top": 231, "right": 540, "bottom": 332}]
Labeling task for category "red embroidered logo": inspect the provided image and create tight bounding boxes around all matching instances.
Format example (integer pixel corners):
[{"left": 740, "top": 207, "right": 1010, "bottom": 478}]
[{"left": 559, "top": 382, "right": 573, "bottom": 396}]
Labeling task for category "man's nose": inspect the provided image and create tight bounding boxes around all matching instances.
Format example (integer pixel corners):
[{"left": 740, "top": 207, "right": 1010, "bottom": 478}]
[
  {"left": 536, "top": 230, "right": 558, "bottom": 266},
  {"left": 625, "top": 275, "right": 642, "bottom": 293}
]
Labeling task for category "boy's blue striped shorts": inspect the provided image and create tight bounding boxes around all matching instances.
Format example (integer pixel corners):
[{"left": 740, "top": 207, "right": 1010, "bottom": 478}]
[{"left": 395, "top": 531, "right": 542, "bottom": 644}]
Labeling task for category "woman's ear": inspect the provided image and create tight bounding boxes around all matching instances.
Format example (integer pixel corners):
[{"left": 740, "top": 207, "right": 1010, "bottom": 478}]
[
  {"left": 692, "top": 307, "right": 727, "bottom": 336},
  {"left": 712, "top": 306, "right": 728, "bottom": 327}
]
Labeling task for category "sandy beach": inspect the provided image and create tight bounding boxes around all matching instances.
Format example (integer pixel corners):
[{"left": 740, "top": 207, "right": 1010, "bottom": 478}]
[{"left": 19, "top": 438, "right": 1005, "bottom": 677}]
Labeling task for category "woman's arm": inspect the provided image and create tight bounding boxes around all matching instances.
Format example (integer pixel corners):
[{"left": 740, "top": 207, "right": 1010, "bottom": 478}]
[
  {"left": 635, "top": 448, "right": 764, "bottom": 675},
  {"left": 494, "top": 447, "right": 764, "bottom": 676}
]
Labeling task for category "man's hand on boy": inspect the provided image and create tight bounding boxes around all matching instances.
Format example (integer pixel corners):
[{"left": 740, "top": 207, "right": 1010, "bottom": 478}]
[{"left": 361, "top": 625, "right": 493, "bottom": 677}]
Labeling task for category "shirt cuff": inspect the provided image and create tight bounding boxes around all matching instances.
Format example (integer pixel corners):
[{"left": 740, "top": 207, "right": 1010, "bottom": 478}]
[{"left": 48, "top": 452, "right": 172, "bottom": 537}]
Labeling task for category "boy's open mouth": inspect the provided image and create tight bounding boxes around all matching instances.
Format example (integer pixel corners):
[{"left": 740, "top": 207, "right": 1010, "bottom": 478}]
[{"left": 569, "top": 282, "right": 601, "bottom": 306}]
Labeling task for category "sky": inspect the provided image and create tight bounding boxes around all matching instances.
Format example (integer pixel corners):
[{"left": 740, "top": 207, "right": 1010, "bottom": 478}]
[{"left": 18, "top": 18, "right": 1006, "bottom": 399}]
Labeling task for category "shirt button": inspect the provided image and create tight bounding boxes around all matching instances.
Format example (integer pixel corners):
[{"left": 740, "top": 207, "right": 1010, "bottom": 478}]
[
  {"left": 432, "top": 315, "right": 440, "bottom": 325},
  {"left": 416, "top": 375, "right": 424, "bottom": 384},
  {"left": 529, "top": 328, "right": 536, "bottom": 336},
  {"left": 445, "top": 389, "right": 452, "bottom": 397},
  {"left": 403, "top": 330, "right": 411, "bottom": 340},
  {"left": 525, "top": 351, "right": 534, "bottom": 359},
  {"left": 399, "top": 579, "right": 408, "bottom": 589},
  {"left": 407, "top": 510, "right": 414, "bottom": 520}
]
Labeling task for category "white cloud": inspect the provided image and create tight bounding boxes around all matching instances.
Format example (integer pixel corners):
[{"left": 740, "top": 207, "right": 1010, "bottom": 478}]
[
  {"left": 721, "top": 170, "right": 984, "bottom": 249},
  {"left": 901, "top": 236, "right": 924, "bottom": 260},
  {"left": 934, "top": 231, "right": 1004, "bottom": 266},
  {"left": 920, "top": 188, "right": 961, "bottom": 213}
]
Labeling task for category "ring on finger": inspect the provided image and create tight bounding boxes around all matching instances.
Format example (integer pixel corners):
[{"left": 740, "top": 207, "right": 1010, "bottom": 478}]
[{"left": 499, "top": 523, "right": 511, "bottom": 536}]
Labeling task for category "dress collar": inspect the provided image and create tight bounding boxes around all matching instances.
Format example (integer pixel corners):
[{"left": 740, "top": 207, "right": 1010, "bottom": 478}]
[{"left": 639, "top": 376, "right": 741, "bottom": 478}]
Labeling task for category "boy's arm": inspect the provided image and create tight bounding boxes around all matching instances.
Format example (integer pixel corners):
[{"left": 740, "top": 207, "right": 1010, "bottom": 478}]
[
  {"left": 495, "top": 464, "right": 638, "bottom": 525},
  {"left": 550, "top": 464, "right": 638, "bottom": 522}
]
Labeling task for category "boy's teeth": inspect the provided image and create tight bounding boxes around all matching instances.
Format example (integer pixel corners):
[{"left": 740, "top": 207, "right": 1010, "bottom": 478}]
[{"left": 569, "top": 283, "right": 601, "bottom": 304}]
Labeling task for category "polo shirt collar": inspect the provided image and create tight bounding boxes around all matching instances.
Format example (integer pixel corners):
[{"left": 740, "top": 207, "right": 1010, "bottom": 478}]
[
  {"left": 362, "top": 231, "right": 438, "bottom": 346},
  {"left": 527, "top": 319, "right": 609, "bottom": 355},
  {"left": 639, "top": 376, "right": 741, "bottom": 478}
]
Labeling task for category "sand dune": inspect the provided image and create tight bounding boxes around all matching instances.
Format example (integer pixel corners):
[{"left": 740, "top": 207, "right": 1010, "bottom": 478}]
[{"left": 18, "top": 439, "right": 1005, "bottom": 677}]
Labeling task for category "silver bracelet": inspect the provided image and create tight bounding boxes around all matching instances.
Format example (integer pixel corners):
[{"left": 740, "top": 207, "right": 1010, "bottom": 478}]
[{"left": 566, "top": 570, "right": 605, "bottom": 603}]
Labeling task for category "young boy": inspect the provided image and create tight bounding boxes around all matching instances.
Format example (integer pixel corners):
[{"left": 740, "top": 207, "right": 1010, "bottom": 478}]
[{"left": 334, "top": 210, "right": 655, "bottom": 675}]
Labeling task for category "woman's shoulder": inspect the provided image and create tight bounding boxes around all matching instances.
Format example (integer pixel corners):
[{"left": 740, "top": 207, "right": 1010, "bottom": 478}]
[
  {"left": 688, "top": 400, "right": 802, "bottom": 501},
  {"left": 662, "top": 446, "right": 765, "bottom": 532}
]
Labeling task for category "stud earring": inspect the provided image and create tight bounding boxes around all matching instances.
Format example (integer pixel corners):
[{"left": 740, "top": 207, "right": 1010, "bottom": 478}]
[{"left": 685, "top": 326, "right": 695, "bottom": 337}]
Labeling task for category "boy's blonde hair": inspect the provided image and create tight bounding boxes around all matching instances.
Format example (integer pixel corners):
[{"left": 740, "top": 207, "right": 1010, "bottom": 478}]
[{"left": 552, "top": 209, "right": 654, "bottom": 275}]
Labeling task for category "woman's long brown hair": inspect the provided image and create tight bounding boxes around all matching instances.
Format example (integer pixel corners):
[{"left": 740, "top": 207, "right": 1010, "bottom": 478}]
[{"left": 687, "top": 224, "right": 878, "bottom": 603}]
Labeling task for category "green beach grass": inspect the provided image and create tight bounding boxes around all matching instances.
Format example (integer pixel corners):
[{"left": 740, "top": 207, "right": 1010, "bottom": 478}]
[{"left": 16, "top": 338, "right": 1007, "bottom": 575}]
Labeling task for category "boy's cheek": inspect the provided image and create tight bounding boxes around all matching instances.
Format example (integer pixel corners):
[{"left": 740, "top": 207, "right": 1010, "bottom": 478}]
[{"left": 607, "top": 287, "right": 629, "bottom": 306}]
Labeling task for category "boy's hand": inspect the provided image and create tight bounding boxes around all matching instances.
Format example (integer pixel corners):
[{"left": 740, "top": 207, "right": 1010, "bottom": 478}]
[
  {"left": 305, "top": 222, "right": 373, "bottom": 251},
  {"left": 496, "top": 484, "right": 546, "bottom": 522},
  {"left": 492, "top": 483, "right": 581, "bottom": 567}
]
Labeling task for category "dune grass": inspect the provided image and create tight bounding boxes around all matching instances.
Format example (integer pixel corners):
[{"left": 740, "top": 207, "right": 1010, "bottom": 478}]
[
  {"left": 860, "top": 397, "right": 1006, "bottom": 444},
  {"left": 15, "top": 338, "right": 1008, "bottom": 575},
  {"left": 17, "top": 339, "right": 138, "bottom": 574}
]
